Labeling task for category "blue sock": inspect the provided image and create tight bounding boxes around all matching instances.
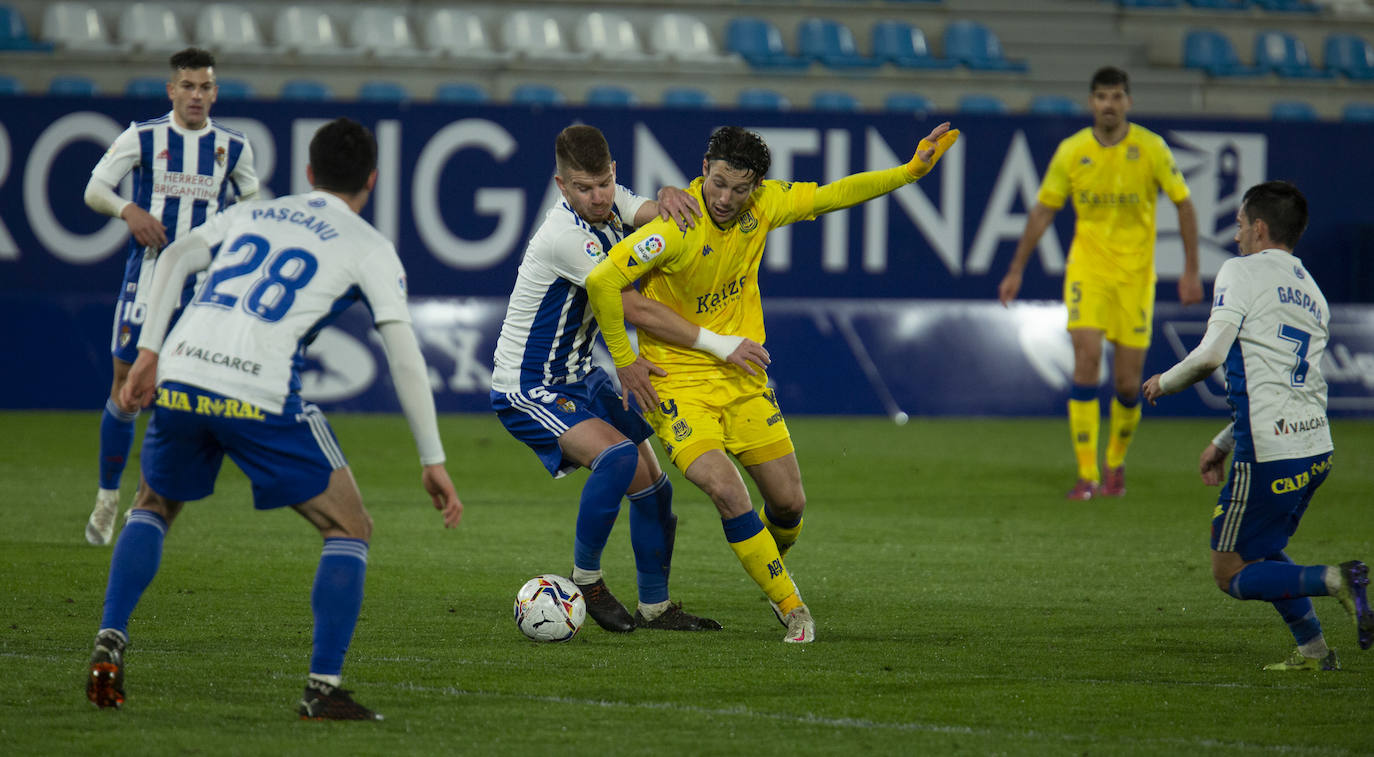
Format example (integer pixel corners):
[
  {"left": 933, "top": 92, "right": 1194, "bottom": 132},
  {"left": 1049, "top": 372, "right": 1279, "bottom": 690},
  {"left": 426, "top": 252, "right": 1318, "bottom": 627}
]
[
  {"left": 98, "top": 398, "right": 138, "bottom": 490},
  {"left": 1273, "top": 598, "right": 1323, "bottom": 646},
  {"left": 100, "top": 509, "right": 168, "bottom": 635},
  {"left": 310, "top": 538, "right": 369, "bottom": 677},
  {"left": 572, "top": 441, "right": 637, "bottom": 573},
  {"left": 1115, "top": 392, "right": 1139, "bottom": 409},
  {"left": 628, "top": 474, "right": 674, "bottom": 604},
  {"left": 1227, "top": 554, "right": 1329, "bottom": 601},
  {"left": 763, "top": 504, "right": 801, "bottom": 530},
  {"left": 1069, "top": 383, "right": 1097, "bottom": 402},
  {"left": 722, "top": 511, "right": 765, "bottom": 543}
]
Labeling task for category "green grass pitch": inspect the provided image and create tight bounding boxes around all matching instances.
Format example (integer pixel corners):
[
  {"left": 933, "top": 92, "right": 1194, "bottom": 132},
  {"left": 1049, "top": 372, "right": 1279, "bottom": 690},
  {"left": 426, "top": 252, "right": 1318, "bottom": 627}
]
[{"left": 2, "top": 411, "right": 1371, "bottom": 755}]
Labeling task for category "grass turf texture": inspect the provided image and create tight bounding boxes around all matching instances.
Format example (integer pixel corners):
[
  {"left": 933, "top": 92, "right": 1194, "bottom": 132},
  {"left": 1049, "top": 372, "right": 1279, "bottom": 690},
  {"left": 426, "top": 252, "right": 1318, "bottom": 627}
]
[{"left": 2, "top": 411, "right": 1371, "bottom": 756}]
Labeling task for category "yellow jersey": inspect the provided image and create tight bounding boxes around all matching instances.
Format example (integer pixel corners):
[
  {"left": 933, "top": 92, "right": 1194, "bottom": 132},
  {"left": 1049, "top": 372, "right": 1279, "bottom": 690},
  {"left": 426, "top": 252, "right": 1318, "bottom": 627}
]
[{"left": 1038, "top": 123, "right": 1190, "bottom": 280}]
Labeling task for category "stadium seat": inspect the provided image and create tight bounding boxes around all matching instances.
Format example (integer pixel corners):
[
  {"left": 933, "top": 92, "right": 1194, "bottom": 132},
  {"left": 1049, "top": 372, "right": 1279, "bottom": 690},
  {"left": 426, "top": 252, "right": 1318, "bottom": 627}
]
[
  {"left": 586, "top": 85, "right": 637, "bottom": 106},
  {"left": 1253, "top": 0, "right": 1319, "bottom": 11},
  {"left": 1342, "top": 102, "right": 1374, "bottom": 120},
  {"left": 357, "top": 80, "right": 409, "bottom": 102},
  {"left": 797, "top": 18, "right": 881, "bottom": 69},
  {"left": 1270, "top": 100, "right": 1319, "bottom": 119},
  {"left": 661, "top": 87, "right": 713, "bottom": 108},
  {"left": 274, "top": 6, "right": 353, "bottom": 57},
  {"left": 575, "top": 12, "right": 648, "bottom": 61},
  {"left": 0, "top": 74, "right": 22, "bottom": 94},
  {"left": 510, "top": 83, "right": 565, "bottom": 105},
  {"left": 884, "top": 92, "right": 935, "bottom": 113},
  {"left": 871, "top": 21, "right": 957, "bottom": 69},
  {"left": 1322, "top": 34, "right": 1374, "bottom": 79},
  {"left": 725, "top": 17, "right": 810, "bottom": 70},
  {"left": 1254, "top": 30, "right": 1333, "bottom": 77},
  {"left": 215, "top": 78, "right": 254, "bottom": 99},
  {"left": 352, "top": 6, "right": 430, "bottom": 60},
  {"left": 0, "top": 3, "right": 53, "bottom": 51},
  {"left": 737, "top": 87, "right": 790, "bottom": 110},
  {"left": 42, "top": 2, "right": 124, "bottom": 52},
  {"left": 125, "top": 76, "right": 168, "bottom": 98},
  {"left": 812, "top": 90, "right": 860, "bottom": 111},
  {"left": 117, "top": 3, "right": 187, "bottom": 53},
  {"left": 279, "top": 79, "right": 332, "bottom": 100},
  {"left": 1182, "top": 29, "right": 1264, "bottom": 76},
  {"left": 1029, "top": 94, "right": 1086, "bottom": 115},
  {"left": 942, "top": 21, "right": 1028, "bottom": 72},
  {"left": 421, "top": 9, "right": 509, "bottom": 61},
  {"left": 650, "top": 14, "right": 737, "bottom": 64},
  {"left": 1116, "top": 0, "right": 1182, "bottom": 7},
  {"left": 957, "top": 93, "right": 1008, "bottom": 113},
  {"left": 48, "top": 75, "right": 97, "bottom": 96},
  {"left": 434, "top": 82, "right": 489, "bottom": 103},
  {"left": 500, "top": 11, "right": 585, "bottom": 61},
  {"left": 1185, "top": 0, "right": 1251, "bottom": 9},
  {"left": 195, "top": 3, "right": 269, "bottom": 55}
]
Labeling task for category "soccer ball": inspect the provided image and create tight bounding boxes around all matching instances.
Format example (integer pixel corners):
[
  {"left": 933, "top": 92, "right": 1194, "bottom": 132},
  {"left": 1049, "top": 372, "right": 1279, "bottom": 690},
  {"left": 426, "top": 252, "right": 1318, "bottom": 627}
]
[{"left": 513, "top": 574, "right": 586, "bottom": 642}]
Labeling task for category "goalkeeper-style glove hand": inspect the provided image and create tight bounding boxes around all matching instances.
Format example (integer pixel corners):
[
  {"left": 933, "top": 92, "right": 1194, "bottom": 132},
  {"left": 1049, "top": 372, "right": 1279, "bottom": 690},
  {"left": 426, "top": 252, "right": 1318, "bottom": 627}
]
[{"left": 904, "top": 125, "right": 960, "bottom": 180}]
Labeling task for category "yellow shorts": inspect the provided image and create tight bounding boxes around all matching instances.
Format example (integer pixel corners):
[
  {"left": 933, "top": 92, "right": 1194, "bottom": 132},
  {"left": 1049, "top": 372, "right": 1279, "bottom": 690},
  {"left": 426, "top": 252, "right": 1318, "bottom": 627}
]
[
  {"left": 1063, "top": 265, "right": 1155, "bottom": 349},
  {"left": 646, "top": 375, "right": 794, "bottom": 472}
]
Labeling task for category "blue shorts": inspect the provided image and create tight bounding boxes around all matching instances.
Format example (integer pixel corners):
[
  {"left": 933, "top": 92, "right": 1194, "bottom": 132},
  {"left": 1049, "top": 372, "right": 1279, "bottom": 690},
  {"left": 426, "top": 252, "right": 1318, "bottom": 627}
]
[
  {"left": 1211, "top": 452, "right": 1333, "bottom": 560},
  {"left": 141, "top": 381, "right": 346, "bottom": 509},
  {"left": 110, "top": 251, "right": 195, "bottom": 363},
  {"left": 491, "top": 367, "right": 652, "bottom": 478}
]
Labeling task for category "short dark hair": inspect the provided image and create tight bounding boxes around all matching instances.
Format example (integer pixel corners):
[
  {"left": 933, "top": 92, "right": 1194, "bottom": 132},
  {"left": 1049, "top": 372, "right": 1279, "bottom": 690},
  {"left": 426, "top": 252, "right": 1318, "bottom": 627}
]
[
  {"left": 1242, "top": 180, "right": 1308, "bottom": 250},
  {"left": 1090, "top": 66, "right": 1130, "bottom": 94},
  {"left": 704, "top": 126, "right": 770, "bottom": 181},
  {"left": 309, "top": 118, "right": 377, "bottom": 194},
  {"left": 169, "top": 48, "right": 215, "bottom": 74},
  {"left": 554, "top": 125, "right": 611, "bottom": 176}
]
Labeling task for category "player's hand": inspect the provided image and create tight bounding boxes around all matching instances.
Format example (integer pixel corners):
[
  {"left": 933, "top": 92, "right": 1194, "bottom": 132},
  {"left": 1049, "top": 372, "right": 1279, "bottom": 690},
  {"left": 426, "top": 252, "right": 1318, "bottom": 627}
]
[
  {"left": 1142, "top": 373, "right": 1166, "bottom": 405},
  {"left": 656, "top": 186, "right": 701, "bottom": 231},
  {"left": 997, "top": 271, "right": 1022, "bottom": 306},
  {"left": 120, "top": 348, "right": 160, "bottom": 412},
  {"left": 615, "top": 356, "right": 666, "bottom": 413},
  {"left": 1198, "top": 443, "right": 1228, "bottom": 486},
  {"left": 121, "top": 205, "right": 168, "bottom": 249},
  {"left": 1178, "top": 272, "right": 1204, "bottom": 306},
  {"left": 905, "top": 122, "right": 959, "bottom": 180},
  {"left": 422, "top": 464, "right": 463, "bottom": 528},
  {"left": 726, "top": 338, "right": 770, "bottom": 376}
]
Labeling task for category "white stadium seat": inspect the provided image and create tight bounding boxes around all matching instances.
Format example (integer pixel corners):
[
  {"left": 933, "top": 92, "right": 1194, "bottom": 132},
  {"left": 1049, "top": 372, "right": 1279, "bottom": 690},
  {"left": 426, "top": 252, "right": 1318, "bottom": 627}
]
[
  {"left": 574, "top": 12, "right": 648, "bottom": 61},
  {"left": 500, "top": 10, "right": 587, "bottom": 61},
  {"left": 648, "top": 13, "right": 739, "bottom": 65},
  {"left": 274, "top": 5, "right": 353, "bottom": 57},
  {"left": 421, "top": 8, "right": 511, "bottom": 61},
  {"left": 195, "top": 3, "right": 270, "bottom": 56},
  {"left": 118, "top": 2, "right": 187, "bottom": 54},
  {"left": 42, "top": 2, "right": 126, "bottom": 52},
  {"left": 350, "top": 6, "right": 431, "bottom": 59}
]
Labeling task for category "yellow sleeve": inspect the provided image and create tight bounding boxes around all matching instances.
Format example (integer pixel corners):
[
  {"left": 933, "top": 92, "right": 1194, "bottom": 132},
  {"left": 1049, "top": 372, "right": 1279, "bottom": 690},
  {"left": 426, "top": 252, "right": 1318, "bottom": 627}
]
[
  {"left": 1151, "top": 136, "right": 1191, "bottom": 204},
  {"left": 813, "top": 165, "right": 914, "bottom": 215},
  {"left": 586, "top": 218, "right": 691, "bottom": 367},
  {"left": 1036, "top": 139, "right": 1074, "bottom": 209}
]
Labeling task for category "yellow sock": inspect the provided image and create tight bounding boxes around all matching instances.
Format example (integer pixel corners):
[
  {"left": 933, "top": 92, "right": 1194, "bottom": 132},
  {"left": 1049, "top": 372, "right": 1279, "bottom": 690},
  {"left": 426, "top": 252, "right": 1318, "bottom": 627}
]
[
  {"left": 727, "top": 527, "right": 801, "bottom": 613},
  {"left": 1105, "top": 397, "right": 1142, "bottom": 469},
  {"left": 1068, "top": 398, "right": 1100, "bottom": 482},
  {"left": 760, "top": 509, "right": 803, "bottom": 560}
]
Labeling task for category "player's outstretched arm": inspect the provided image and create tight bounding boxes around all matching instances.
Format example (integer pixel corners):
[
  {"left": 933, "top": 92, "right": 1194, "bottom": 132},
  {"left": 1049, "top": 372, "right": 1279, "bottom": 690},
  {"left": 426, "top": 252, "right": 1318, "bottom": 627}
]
[
  {"left": 1143, "top": 319, "right": 1236, "bottom": 405},
  {"left": 812, "top": 123, "right": 960, "bottom": 216},
  {"left": 998, "top": 203, "right": 1058, "bottom": 306}
]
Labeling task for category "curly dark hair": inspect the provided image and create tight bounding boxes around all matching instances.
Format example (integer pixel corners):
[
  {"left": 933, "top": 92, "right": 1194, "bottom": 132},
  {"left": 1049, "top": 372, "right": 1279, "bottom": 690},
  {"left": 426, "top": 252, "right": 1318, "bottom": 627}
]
[{"left": 704, "top": 126, "right": 770, "bottom": 180}]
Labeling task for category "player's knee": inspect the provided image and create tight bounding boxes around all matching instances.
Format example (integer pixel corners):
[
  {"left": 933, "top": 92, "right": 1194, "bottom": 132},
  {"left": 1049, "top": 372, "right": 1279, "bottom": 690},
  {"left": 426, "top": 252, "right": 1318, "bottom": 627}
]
[
  {"left": 1211, "top": 563, "right": 1240, "bottom": 594},
  {"left": 593, "top": 440, "right": 639, "bottom": 484}
]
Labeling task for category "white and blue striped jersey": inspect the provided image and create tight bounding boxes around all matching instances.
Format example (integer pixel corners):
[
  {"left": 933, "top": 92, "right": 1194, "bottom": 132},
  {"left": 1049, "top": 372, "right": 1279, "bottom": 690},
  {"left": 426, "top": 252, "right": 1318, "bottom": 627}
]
[
  {"left": 91, "top": 112, "right": 258, "bottom": 260},
  {"left": 1209, "top": 248, "right": 1332, "bottom": 463},
  {"left": 156, "top": 191, "right": 410, "bottom": 415},
  {"left": 491, "top": 185, "right": 649, "bottom": 392}
]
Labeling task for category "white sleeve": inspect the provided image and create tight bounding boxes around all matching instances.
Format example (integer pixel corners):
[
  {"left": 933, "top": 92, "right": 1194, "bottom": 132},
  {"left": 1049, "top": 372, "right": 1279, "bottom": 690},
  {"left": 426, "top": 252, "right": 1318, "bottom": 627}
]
[
  {"left": 84, "top": 175, "right": 132, "bottom": 219},
  {"left": 90, "top": 124, "right": 141, "bottom": 186},
  {"left": 1207, "top": 257, "right": 1250, "bottom": 330},
  {"left": 231, "top": 139, "right": 260, "bottom": 200},
  {"left": 547, "top": 225, "right": 604, "bottom": 288},
  {"left": 356, "top": 245, "right": 412, "bottom": 325},
  {"left": 378, "top": 320, "right": 445, "bottom": 466},
  {"left": 1211, "top": 422, "right": 1235, "bottom": 453},
  {"left": 615, "top": 183, "right": 650, "bottom": 226},
  {"left": 136, "top": 230, "right": 213, "bottom": 353},
  {"left": 1158, "top": 319, "right": 1239, "bottom": 394}
]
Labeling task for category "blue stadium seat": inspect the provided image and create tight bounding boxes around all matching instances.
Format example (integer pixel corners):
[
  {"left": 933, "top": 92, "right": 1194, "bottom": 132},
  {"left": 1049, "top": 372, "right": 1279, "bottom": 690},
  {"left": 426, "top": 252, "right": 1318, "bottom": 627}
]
[
  {"left": 1185, "top": 0, "right": 1250, "bottom": 9},
  {"left": 884, "top": 92, "right": 934, "bottom": 114},
  {"left": 0, "top": 74, "right": 21, "bottom": 94},
  {"left": 812, "top": 90, "right": 860, "bottom": 111},
  {"left": 586, "top": 85, "right": 636, "bottom": 106},
  {"left": 1254, "top": 31, "right": 1332, "bottom": 78},
  {"left": 943, "top": 21, "right": 1028, "bottom": 72},
  {"left": 510, "top": 84, "right": 564, "bottom": 105},
  {"left": 1270, "top": 100, "right": 1318, "bottom": 120},
  {"left": 1252, "top": 0, "right": 1318, "bottom": 12},
  {"left": 124, "top": 76, "right": 167, "bottom": 98},
  {"left": 725, "top": 17, "right": 809, "bottom": 70},
  {"left": 871, "top": 21, "right": 956, "bottom": 69},
  {"left": 1116, "top": 0, "right": 1181, "bottom": 6},
  {"left": 435, "top": 83, "right": 489, "bottom": 103},
  {"left": 215, "top": 78, "right": 255, "bottom": 100},
  {"left": 49, "top": 75, "right": 97, "bottom": 96},
  {"left": 661, "top": 87, "right": 713, "bottom": 108},
  {"left": 957, "top": 94, "right": 1007, "bottom": 113},
  {"left": 797, "top": 18, "right": 880, "bottom": 69},
  {"left": 1183, "top": 29, "right": 1263, "bottom": 76},
  {"left": 737, "top": 88, "right": 790, "bottom": 110},
  {"left": 357, "top": 81, "right": 409, "bottom": 102},
  {"left": 280, "top": 79, "right": 332, "bottom": 101},
  {"left": 1322, "top": 35, "right": 1374, "bottom": 80},
  {"left": 1029, "top": 94, "right": 1085, "bottom": 115},
  {"left": 1341, "top": 102, "right": 1374, "bottom": 121},
  {"left": 0, "top": 3, "right": 53, "bottom": 51}
]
